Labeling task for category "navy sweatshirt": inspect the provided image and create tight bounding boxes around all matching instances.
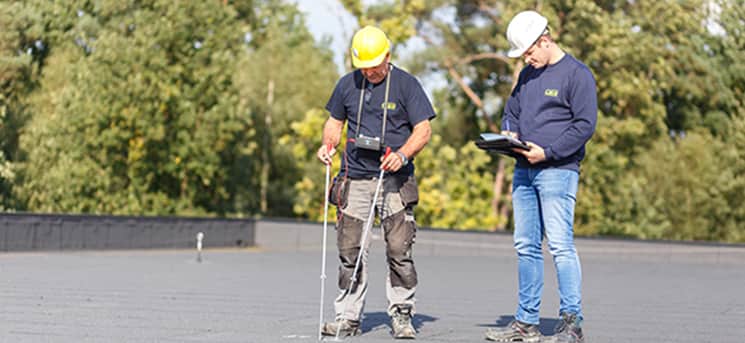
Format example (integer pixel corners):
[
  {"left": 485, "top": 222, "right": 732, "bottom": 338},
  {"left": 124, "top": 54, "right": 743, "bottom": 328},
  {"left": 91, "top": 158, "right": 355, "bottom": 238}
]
[{"left": 502, "top": 54, "right": 597, "bottom": 172}]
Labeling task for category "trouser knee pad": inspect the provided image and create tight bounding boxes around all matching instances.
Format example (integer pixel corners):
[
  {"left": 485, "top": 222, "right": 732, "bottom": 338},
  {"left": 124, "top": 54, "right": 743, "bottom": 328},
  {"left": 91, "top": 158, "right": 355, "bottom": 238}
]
[
  {"left": 336, "top": 213, "right": 364, "bottom": 290},
  {"left": 383, "top": 210, "right": 418, "bottom": 289}
]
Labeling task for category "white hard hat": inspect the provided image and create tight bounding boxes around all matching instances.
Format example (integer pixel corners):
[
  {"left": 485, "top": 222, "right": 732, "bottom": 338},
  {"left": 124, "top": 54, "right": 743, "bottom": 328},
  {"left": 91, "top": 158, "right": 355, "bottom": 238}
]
[{"left": 506, "top": 10, "right": 548, "bottom": 58}]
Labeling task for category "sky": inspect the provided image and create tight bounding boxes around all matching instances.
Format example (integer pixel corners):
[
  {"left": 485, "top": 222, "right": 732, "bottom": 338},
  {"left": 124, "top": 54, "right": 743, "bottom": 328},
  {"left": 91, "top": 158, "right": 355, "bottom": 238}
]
[
  {"left": 291, "top": 0, "right": 429, "bottom": 73},
  {"left": 291, "top": 0, "right": 440, "bottom": 95},
  {"left": 292, "top": 0, "right": 358, "bottom": 74}
]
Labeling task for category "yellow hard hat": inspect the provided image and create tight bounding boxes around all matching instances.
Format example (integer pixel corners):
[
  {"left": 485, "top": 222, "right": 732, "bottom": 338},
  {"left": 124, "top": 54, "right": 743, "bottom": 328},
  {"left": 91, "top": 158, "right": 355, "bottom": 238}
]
[{"left": 350, "top": 26, "right": 390, "bottom": 69}]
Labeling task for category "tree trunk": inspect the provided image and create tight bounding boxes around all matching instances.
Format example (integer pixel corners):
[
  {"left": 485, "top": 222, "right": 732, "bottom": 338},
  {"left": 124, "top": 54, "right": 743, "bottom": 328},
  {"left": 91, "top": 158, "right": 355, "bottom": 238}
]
[
  {"left": 491, "top": 158, "right": 506, "bottom": 231},
  {"left": 498, "top": 189, "right": 511, "bottom": 230},
  {"left": 260, "top": 79, "right": 274, "bottom": 214}
]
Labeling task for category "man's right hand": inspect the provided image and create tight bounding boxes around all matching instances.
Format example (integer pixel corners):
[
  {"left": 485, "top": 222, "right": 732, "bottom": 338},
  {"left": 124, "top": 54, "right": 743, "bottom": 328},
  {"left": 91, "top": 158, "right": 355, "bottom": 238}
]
[{"left": 317, "top": 144, "right": 336, "bottom": 165}]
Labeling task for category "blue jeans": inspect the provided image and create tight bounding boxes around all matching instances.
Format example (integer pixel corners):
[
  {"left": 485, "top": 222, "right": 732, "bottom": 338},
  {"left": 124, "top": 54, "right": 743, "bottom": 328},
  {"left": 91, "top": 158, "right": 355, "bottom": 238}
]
[{"left": 512, "top": 167, "right": 582, "bottom": 325}]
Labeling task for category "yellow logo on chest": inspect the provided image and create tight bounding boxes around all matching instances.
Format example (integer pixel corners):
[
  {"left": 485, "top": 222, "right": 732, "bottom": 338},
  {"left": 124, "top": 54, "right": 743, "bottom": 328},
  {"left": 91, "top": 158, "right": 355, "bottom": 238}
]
[
  {"left": 544, "top": 89, "right": 559, "bottom": 97},
  {"left": 381, "top": 102, "right": 397, "bottom": 110}
]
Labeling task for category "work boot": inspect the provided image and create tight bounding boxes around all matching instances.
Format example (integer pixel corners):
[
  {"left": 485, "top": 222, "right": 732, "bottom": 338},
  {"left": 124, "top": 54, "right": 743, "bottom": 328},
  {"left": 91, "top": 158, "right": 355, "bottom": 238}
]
[
  {"left": 320, "top": 319, "right": 361, "bottom": 337},
  {"left": 484, "top": 320, "right": 541, "bottom": 342},
  {"left": 543, "top": 313, "right": 584, "bottom": 343},
  {"left": 390, "top": 304, "right": 416, "bottom": 339}
]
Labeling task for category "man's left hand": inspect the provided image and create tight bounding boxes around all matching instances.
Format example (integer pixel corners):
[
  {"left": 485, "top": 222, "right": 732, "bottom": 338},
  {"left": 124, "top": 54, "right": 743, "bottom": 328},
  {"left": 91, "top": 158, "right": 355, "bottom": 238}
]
[
  {"left": 516, "top": 142, "right": 546, "bottom": 164},
  {"left": 380, "top": 151, "right": 404, "bottom": 172}
]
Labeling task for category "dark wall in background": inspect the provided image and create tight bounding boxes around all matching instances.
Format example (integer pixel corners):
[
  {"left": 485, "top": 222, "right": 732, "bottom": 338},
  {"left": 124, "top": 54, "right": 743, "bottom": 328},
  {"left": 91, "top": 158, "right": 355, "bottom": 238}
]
[{"left": 0, "top": 213, "right": 254, "bottom": 252}]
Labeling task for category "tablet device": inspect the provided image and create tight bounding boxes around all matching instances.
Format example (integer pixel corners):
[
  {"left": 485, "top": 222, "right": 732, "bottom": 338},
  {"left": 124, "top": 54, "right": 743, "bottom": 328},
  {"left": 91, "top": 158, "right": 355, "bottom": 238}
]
[{"left": 474, "top": 133, "right": 530, "bottom": 152}]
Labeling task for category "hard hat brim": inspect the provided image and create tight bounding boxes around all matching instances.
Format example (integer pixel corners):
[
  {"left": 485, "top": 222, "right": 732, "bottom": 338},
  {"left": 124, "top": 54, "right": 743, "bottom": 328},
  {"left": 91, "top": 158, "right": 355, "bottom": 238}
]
[
  {"left": 507, "top": 48, "right": 526, "bottom": 58},
  {"left": 351, "top": 49, "right": 388, "bottom": 69}
]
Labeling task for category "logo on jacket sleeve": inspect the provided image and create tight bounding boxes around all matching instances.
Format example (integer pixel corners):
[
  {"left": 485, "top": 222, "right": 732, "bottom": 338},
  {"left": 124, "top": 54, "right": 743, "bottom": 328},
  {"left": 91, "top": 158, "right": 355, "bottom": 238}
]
[{"left": 544, "top": 88, "right": 559, "bottom": 97}]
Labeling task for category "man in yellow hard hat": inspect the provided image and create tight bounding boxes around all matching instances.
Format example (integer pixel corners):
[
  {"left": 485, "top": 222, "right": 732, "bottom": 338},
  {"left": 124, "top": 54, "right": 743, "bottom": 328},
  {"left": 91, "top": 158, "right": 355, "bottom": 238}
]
[{"left": 316, "top": 25, "right": 436, "bottom": 339}]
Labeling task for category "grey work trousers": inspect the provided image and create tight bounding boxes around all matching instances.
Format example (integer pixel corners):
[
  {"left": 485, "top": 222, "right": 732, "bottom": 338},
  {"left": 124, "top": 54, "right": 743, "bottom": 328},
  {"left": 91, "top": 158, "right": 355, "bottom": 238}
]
[{"left": 333, "top": 177, "right": 418, "bottom": 321}]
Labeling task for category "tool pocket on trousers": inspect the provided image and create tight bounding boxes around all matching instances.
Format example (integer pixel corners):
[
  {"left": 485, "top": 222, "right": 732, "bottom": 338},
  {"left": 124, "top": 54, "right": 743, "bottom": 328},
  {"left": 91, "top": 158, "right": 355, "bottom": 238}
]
[
  {"left": 399, "top": 176, "right": 419, "bottom": 207},
  {"left": 328, "top": 177, "right": 350, "bottom": 209}
]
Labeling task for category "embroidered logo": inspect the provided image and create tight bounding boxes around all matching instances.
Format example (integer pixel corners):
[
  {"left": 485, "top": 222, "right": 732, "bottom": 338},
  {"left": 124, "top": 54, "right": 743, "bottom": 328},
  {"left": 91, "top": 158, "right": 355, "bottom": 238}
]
[
  {"left": 381, "top": 102, "right": 397, "bottom": 110},
  {"left": 544, "top": 89, "right": 559, "bottom": 97}
]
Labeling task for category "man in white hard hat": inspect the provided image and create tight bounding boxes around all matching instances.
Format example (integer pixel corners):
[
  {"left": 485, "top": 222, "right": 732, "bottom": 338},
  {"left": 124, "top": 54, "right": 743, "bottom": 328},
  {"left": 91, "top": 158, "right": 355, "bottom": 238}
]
[
  {"left": 484, "top": 10, "right": 597, "bottom": 343},
  {"left": 317, "top": 25, "right": 435, "bottom": 339}
]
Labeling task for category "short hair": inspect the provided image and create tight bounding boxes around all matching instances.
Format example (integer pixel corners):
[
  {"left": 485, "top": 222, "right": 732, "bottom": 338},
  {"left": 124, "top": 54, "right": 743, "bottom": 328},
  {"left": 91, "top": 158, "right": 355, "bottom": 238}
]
[{"left": 540, "top": 26, "right": 552, "bottom": 42}]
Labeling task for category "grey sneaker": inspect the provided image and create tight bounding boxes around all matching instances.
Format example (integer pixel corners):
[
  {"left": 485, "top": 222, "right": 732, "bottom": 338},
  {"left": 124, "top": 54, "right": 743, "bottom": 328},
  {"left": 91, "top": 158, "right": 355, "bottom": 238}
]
[
  {"left": 543, "top": 313, "right": 584, "bottom": 343},
  {"left": 484, "top": 320, "right": 541, "bottom": 342},
  {"left": 391, "top": 304, "right": 416, "bottom": 339},
  {"left": 320, "top": 319, "right": 361, "bottom": 337}
]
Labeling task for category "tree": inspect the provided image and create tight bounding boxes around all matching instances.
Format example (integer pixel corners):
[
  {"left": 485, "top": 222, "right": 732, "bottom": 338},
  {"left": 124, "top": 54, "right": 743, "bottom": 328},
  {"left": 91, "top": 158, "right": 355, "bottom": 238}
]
[
  {"left": 620, "top": 131, "right": 743, "bottom": 242},
  {"left": 284, "top": 108, "right": 346, "bottom": 222},
  {"left": 0, "top": 1, "right": 48, "bottom": 210},
  {"left": 18, "top": 1, "right": 254, "bottom": 215},
  {"left": 342, "top": 0, "right": 745, "bottom": 240},
  {"left": 8, "top": 0, "right": 338, "bottom": 217},
  {"left": 234, "top": 0, "right": 338, "bottom": 217},
  {"left": 414, "top": 135, "right": 501, "bottom": 229}
]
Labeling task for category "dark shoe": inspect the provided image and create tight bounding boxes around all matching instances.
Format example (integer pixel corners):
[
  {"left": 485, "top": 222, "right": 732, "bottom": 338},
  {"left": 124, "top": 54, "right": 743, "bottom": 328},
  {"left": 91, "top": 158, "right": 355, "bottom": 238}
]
[
  {"left": 543, "top": 313, "right": 584, "bottom": 343},
  {"left": 484, "top": 320, "right": 541, "bottom": 342},
  {"left": 391, "top": 304, "right": 416, "bottom": 339},
  {"left": 320, "top": 319, "right": 361, "bottom": 337}
]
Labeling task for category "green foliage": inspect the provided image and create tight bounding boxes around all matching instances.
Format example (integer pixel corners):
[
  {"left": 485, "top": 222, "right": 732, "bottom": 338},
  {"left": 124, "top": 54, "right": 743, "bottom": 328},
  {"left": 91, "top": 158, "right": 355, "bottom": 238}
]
[
  {"left": 234, "top": 0, "right": 338, "bottom": 216},
  {"left": 18, "top": 1, "right": 253, "bottom": 215},
  {"left": 370, "top": 0, "right": 745, "bottom": 241},
  {"left": 605, "top": 131, "right": 743, "bottom": 242},
  {"left": 0, "top": 1, "right": 39, "bottom": 210},
  {"left": 7, "top": 0, "right": 337, "bottom": 217},
  {"left": 284, "top": 108, "right": 346, "bottom": 222},
  {"left": 552, "top": 0, "right": 745, "bottom": 242},
  {"left": 414, "top": 135, "right": 501, "bottom": 229}
]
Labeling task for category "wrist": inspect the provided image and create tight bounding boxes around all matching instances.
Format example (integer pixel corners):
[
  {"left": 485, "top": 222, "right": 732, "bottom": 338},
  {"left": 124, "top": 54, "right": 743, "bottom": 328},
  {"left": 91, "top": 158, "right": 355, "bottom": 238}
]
[
  {"left": 396, "top": 151, "right": 409, "bottom": 166},
  {"left": 544, "top": 146, "right": 553, "bottom": 161}
]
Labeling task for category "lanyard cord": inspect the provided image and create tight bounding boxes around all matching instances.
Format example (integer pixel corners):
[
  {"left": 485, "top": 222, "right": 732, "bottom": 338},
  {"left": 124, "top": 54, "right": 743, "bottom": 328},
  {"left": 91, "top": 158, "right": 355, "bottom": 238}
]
[{"left": 355, "top": 65, "right": 392, "bottom": 147}]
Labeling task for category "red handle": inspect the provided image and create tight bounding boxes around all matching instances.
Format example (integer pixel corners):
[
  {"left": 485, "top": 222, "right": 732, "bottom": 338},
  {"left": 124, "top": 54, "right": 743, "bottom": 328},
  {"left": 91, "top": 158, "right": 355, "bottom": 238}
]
[
  {"left": 326, "top": 143, "right": 332, "bottom": 152},
  {"left": 379, "top": 147, "right": 392, "bottom": 171}
]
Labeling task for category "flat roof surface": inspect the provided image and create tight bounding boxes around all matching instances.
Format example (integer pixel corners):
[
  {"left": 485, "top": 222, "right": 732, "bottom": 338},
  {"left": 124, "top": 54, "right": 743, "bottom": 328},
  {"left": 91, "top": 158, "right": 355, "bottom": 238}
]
[{"left": 2, "top": 224, "right": 745, "bottom": 342}]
